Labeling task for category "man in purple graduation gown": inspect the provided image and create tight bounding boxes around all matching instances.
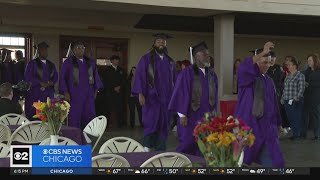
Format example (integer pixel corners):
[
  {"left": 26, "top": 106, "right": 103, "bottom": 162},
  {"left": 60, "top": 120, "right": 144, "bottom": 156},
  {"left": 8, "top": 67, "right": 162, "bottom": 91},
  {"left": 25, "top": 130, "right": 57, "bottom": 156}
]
[
  {"left": 132, "top": 33, "right": 176, "bottom": 151},
  {"left": 59, "top": 41, "right": 103, "bottom": 129},
  {"left": 169, "top": 42, "right": 218, "bottom": 156},
  {"left": 24, "top": 42, "right": 58, "bottom": 120},
  {"left": 234, "top": 42, "right": 285, "bottom": 167}
]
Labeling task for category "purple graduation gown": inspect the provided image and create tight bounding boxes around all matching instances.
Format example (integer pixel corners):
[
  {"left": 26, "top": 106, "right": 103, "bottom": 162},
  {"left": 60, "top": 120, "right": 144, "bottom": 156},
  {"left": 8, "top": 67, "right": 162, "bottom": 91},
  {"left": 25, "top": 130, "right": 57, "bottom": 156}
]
[
  {"left": 234, "top": 57, "right": 285, "bottom": 167},
  {"left": 132, "top": 53, "right": 176, "bottom": 141},
  {"left": 59, "top": 57, "right": 103, "bottom": 129},
  {"left": 24, "top": 59, "right": 58, "bottom": 120},
  {"left": 169, "top": 66, "right": 218, "bottom": 156}
]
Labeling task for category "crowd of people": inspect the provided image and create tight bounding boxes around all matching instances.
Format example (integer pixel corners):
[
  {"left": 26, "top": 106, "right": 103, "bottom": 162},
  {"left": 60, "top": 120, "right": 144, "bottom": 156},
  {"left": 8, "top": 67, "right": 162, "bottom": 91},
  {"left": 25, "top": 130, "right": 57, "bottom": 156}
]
[{"left": 1, "top": 34, "right": 320, "bottom": 168}]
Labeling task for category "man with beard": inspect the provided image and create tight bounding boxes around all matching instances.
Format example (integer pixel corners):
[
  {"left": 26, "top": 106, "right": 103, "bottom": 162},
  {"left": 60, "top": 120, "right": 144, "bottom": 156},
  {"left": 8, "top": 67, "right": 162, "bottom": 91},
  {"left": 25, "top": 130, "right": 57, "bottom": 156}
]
[
  {"left": 234, "top": 42, "right": 285, "bottom": 167},
  {"left": 24, "top": 42, "right": 58, "bottom": 120},
  {"left": 169, "top": 42, "right": 218, "bottom": 156},
  {"left": 132, "top": 33, "right": 176, "bottom": 151},
  {"left": 59, "top": 41, "right": 103, "bottom": 129}
]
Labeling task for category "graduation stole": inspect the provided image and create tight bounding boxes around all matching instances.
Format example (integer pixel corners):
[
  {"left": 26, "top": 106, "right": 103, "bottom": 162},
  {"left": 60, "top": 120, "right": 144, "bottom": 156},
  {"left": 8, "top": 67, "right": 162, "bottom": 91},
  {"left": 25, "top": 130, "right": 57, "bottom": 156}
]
[
  {"left": 148, "top": 50, "right": 175, "bottom": 88},
  {"left": 191, "top": 64, "right": 216, "bottom": 111},
  {"left": 71, "top": 56, "right": 94, "bottom": 86},
  {"left": 252, "top": 75, "right": 265, "bottom": 120},
  {"left": 35, "top": 58, "right": 54, "bottom": 81}
]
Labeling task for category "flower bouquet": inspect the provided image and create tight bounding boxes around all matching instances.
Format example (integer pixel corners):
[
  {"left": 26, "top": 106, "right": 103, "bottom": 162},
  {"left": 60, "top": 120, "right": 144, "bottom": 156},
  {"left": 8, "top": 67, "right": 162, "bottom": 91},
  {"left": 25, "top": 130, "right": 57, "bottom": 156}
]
[
  {"left": 193, "top": 112, "right": 255, "bottom": 167},
  {"left": 33, "top": 97, "right": 70, "bottom": 136}
]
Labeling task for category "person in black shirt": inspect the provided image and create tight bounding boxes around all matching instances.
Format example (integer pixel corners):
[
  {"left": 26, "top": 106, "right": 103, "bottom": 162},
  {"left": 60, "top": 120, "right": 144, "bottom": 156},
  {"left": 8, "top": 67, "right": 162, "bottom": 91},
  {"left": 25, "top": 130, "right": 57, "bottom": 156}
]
[
  {"left": 266, "top": 51, "right": 289, "bottom": 130},
  {"left": 102, "top": 55, "right": 127, "bottom": 128},
  {"left": 128, "top": 66, "right": 142, "bottom": 128},
  {"left": 0, "top": 82, "right": 22, "bottom": 117}
]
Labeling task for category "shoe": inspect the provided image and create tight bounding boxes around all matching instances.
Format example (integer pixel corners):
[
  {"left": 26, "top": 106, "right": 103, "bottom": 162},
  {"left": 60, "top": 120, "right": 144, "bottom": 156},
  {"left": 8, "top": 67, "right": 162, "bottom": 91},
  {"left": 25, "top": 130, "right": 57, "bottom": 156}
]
[{"left": 144, "top": 147, "right": 150, "bottom": 152}]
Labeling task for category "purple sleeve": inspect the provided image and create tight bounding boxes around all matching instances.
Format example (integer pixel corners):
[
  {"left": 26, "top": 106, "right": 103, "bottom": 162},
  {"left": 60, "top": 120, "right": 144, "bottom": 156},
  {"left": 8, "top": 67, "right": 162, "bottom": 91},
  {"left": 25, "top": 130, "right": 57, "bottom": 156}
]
[
  {"left": 24, "top": 61, "right": 40, "bottom": 88},
  {"left": 237, "top": 57, "right": 261, "bottom": 87},
  {"left": 132, "top": 56, "right": 147, "bottom": 96},
  {"left": 59, "top": 60, "right": 70, "bottom": 94},
  {"left": 168, "top": 69, "right": 192, "bottom": 116}
]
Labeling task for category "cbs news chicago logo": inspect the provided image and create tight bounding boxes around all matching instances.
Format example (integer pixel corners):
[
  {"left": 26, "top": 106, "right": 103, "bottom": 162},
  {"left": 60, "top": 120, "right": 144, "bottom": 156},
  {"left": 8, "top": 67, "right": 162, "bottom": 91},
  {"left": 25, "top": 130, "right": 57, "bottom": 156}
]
[{"left": 10, "top": 145, "right": 33, "bottom": 167}]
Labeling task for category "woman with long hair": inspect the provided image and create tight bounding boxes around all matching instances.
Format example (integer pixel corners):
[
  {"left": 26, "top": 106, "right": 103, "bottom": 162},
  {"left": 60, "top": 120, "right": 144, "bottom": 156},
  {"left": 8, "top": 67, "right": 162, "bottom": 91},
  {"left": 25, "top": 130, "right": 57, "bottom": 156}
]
[{"left": 301, "top": 54, "right": 320, "bottom": 139}]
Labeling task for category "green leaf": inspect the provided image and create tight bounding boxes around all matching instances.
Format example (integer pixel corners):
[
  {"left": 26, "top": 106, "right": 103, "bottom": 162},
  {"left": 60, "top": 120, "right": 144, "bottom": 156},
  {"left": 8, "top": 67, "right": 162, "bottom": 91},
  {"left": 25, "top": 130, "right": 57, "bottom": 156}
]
[{"left": 197, "top": 140, "right": 207, "bottom": 154}]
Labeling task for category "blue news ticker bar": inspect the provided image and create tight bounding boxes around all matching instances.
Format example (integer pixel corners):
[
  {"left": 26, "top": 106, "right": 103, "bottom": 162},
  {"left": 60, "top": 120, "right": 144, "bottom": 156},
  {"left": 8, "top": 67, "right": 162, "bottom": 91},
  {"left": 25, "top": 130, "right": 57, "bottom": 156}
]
[{"left": 32, "top": 168, "right": 92, "bottom": 175}]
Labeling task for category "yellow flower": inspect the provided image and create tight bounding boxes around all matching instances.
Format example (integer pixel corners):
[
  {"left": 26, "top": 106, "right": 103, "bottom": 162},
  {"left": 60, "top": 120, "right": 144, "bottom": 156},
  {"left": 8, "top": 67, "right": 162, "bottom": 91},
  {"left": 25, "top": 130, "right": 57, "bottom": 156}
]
[
  {"left": 247, "top": 133, "right": 255, "bottom": 147},
  {"left": 217, "top": 131, "right": 236, "bottom": 147},
  {"left": 33, "top": 100, "right": 45, "bottom": 110},
  {"left": 46, "top": 97, "right": 51, "bottom": 107},
  {"left": 206, "top": 132, "right": 219, "bottom": 143}
]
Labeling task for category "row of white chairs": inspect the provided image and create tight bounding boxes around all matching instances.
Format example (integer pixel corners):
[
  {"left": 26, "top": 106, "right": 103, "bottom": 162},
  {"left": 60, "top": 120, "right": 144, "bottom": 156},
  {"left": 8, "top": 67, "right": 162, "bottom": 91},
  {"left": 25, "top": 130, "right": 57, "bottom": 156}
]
[
  {"left": 92, "top": 152, "right": 192, "bottom": 167},
  {"left": 0, "top": 114, "right": 107, "bottom": 152}
]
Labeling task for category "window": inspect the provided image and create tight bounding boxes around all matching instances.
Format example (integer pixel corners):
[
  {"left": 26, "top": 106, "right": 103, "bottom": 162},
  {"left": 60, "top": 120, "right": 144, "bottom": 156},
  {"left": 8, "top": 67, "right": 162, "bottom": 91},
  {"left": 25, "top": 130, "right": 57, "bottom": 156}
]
[{"left": 0, "top": 36, "right": 26, "bottom": 61}]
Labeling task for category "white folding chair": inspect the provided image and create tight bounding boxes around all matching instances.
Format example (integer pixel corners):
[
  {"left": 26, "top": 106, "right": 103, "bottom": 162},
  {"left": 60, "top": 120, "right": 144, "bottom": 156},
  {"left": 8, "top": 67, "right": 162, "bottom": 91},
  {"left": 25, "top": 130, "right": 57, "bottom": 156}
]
[
  {"left": 0, "top": 113, "right": 30, "bottom": 126},
  {"left": 0, "top": 123, "right": 11, "bottom": 145},
  {"left": 99, "top": 136, "right": 144, "bottom": 154},
  {"left": 92, "top": 154, "right": 130, "bottom": 167},
  {"left": 83, "top": 115, "right": 107, "bottom": 152},
  {"left": 9, "top": 121, "right": 49, "bottom": 145},
  {"left": 140, "top": 152, "right": 192, "bottom": 167},
  {"left": 40, "top": 136, "right": 78, "bottom": 146},
  {"left": 0, "top": 143, "right": 10, "bottom": 158}
]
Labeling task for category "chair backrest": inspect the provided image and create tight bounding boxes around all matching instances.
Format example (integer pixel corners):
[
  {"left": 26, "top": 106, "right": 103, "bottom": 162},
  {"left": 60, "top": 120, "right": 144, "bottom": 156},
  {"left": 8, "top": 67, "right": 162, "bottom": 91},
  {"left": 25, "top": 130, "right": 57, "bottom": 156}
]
[
  {"left": 0, "top": 113, "right": 30, "bottom": 126},
  {"left": 140, "top": 152, "right": 192, "bottom": 167},
  {"left": 99, "top": 136, "right": 144, "bottom": 153},
  {"left": 83, "top": 115, "right": 107, "bottom": 152},
  {"left": 9, "top": 121, "right": 50, "bottom": 145},
  {"left": 0, "top": 143, "right": 10, "bottom": 158},
  {"left": 92, "top": 154, "right": 130, "bottom": 167},
  {"left": 39, "top": 136, "right": 78, "bottom": 146},
  {"left": 0, "top": 123, "right": 11, "bottom": 145}
]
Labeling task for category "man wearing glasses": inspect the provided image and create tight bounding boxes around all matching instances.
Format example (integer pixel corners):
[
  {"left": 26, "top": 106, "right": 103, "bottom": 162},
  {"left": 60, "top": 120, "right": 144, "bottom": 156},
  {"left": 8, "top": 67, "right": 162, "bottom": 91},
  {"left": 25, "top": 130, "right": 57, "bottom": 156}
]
[{"left": 59, "top": 41, "right": 103, "bottom": 129}]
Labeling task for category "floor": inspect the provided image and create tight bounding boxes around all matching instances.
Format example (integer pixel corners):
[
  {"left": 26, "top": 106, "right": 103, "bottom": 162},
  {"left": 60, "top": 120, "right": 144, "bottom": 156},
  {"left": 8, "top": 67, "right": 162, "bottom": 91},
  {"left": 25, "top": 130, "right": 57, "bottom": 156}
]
[{"left": 94, "top": 126, "right": 320, "bottom": 167}]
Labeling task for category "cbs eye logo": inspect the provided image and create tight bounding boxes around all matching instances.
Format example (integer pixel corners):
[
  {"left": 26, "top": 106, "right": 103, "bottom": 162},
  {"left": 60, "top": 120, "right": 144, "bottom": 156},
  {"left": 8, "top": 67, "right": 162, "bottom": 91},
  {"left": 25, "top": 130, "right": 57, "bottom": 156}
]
[{"left": 10, "top": 146, "right": 32, "bottom": 167}]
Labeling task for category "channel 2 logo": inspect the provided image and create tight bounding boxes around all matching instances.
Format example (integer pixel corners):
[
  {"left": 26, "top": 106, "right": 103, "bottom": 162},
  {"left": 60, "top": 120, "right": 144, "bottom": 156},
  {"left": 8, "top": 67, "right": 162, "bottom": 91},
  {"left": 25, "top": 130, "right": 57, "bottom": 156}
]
[{"left": 10, "top": 145, "right": 32, "bottom": 167}]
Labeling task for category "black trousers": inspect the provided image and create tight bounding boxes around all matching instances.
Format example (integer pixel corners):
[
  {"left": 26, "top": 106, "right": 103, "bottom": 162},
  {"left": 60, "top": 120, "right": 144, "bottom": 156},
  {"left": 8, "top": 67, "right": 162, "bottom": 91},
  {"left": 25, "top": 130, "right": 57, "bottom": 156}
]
[{"left": 128, "top": 96, "right": 142, "bottom": 127}]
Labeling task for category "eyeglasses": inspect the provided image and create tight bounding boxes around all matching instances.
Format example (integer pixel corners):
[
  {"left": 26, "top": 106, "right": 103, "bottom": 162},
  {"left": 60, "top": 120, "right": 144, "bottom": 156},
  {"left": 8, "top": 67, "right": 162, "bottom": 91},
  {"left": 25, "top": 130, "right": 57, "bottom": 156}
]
[{"left": 76, "top": 46, "right": 86, "bottom": 49}]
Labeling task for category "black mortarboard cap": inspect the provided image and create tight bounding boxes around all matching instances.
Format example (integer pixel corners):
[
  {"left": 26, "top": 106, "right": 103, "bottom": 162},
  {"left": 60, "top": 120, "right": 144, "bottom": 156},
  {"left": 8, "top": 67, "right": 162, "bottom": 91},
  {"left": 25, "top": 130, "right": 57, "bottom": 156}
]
[
  {"left": 190, "top": 41, "right": 208, "bottom": 56},
  {"left": 153, "top": 33, "right": 172, "bottom": 40},
  {"left": 249, "top": 48, "right": 271, "bottom": 57},
  {"left": 37, "top": 42, "right": 49, "bottom": 48}
]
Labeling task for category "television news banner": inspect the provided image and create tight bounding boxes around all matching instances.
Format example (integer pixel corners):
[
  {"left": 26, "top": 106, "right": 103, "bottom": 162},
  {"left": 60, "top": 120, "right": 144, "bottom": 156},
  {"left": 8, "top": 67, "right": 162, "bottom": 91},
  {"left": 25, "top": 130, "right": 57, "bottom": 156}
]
[{"left": 1, "top": 145, "right": 314, "bottom": 175}]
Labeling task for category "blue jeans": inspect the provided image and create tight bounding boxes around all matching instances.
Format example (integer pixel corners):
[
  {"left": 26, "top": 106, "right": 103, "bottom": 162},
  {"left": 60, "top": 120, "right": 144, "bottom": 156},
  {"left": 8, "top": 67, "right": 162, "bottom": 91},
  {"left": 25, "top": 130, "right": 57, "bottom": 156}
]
[{"left": 284, "top": 98, "right": 304, "bottom": 137}]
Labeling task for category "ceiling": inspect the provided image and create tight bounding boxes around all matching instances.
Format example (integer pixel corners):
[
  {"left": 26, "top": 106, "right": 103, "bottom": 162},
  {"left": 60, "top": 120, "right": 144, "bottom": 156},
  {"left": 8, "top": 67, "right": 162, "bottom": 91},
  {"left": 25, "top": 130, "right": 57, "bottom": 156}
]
[{"left": 1, "top": 0, "right": 320, "bottom": 37}]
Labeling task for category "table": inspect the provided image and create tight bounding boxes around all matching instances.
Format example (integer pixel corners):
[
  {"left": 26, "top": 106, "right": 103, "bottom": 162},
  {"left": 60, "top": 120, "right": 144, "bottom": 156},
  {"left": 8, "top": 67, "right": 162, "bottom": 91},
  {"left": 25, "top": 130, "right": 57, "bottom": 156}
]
[
  {"left": 0, "top": 151, "right": 205, "bottom": 167},
  {"left": 9, "top": 125, "right": 86, "bottom": 145}
]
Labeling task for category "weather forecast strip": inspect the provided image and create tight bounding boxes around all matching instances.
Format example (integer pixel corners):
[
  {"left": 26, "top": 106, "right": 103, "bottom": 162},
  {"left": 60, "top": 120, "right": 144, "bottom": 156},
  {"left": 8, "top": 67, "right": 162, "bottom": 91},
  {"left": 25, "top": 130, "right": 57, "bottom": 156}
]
[{"left": 91, "top": 168, "right": 311, "bottom": 175}]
